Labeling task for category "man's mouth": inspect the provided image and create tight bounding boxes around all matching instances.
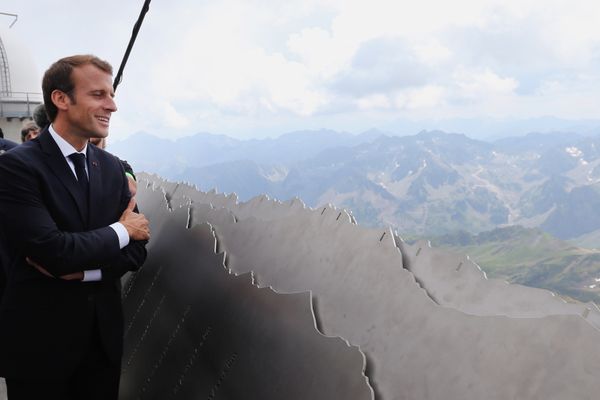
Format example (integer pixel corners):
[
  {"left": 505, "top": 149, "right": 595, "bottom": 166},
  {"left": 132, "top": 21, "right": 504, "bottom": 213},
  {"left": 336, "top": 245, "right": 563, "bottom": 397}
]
[{"left": 96, "top": 116, "right": 110, "bottom": 125}]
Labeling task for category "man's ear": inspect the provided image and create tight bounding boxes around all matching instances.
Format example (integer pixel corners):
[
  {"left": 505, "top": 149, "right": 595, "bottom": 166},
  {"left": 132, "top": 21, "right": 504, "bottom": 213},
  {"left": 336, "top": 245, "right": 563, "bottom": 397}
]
[{"left": 51, "top": 90, "right": 70, "bottom": 112}]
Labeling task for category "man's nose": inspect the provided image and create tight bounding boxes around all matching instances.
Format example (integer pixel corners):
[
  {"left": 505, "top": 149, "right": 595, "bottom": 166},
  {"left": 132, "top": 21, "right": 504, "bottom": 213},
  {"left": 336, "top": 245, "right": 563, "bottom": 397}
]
[{"left": 105, "top": 96, "right": 117, "bottom": 112}]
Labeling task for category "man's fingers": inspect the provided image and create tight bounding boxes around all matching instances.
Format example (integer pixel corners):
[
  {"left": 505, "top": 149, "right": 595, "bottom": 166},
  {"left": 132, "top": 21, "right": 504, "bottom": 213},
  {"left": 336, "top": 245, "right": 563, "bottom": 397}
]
[
  {"left": 129, "top": 224, "right": 150, "bottom": 240},
  {"left": 25, "top": 256, "right": 37, "bottom": 267},
  {"left": 60, "top": 272, "right": 84, "bottom": 281},
  {"left": 122, "top": 221, "right": 151, "bottom": 240},
  {"left": 35, "top": 266, "right": 54, "bottom": 277},
  {"left": 126, "top": 197, "right": 136, "bottom": 212},
  {"left": 128, "top": 179, "right": 138, "bottom": 197},
  {"left": 26, "top": 256, "right": 81, "bottom": 279},
  {"left": 26, "top": 256, "right": 48, "bottom": 274}
]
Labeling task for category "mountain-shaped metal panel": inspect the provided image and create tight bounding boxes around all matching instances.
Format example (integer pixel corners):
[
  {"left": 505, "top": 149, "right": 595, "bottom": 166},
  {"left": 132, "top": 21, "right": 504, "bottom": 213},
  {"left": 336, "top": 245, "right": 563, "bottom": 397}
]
[
  {"left": 119, "top": 199, "right": 373, "bottom": 400},
  {"left": 136, "top": 175, "right": 600, "bottom": 400},
  {"left": 397, "top": 236, "right": 600, "bottom": 328}
]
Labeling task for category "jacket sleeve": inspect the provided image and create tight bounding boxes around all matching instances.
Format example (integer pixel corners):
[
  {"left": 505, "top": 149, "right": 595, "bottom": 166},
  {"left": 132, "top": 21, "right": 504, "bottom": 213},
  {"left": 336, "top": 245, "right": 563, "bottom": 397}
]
[
  {"left": 101, "top": 240, "right": 148, "bottom": 281},
  {"left": 0, "top": 151, "right": 122, "bottom": 276},
  {"left": 120, "top": 159, "right": 135, "bottom": 180},
  {"left": 101, "top": 159, "right": 147, "bottom": 281}
]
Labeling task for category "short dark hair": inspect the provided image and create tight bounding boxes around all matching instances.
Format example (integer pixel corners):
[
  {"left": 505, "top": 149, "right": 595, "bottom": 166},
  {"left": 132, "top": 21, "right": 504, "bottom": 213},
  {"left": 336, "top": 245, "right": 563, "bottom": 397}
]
[
  {"left": 21, "top": 122, "right": 39, "bottom": 143},
  {"left": 42, "top": 54, "right": 113, "bottom": 122},
  {"left": 33, "top": 104, "right": 50, "bottom": 129}
]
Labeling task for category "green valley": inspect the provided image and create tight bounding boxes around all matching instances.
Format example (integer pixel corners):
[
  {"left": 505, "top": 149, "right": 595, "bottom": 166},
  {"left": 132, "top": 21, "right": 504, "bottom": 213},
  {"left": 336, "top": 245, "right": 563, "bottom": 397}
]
[{"left": 426, "top": 226, "right": 600, "bottom": 304}]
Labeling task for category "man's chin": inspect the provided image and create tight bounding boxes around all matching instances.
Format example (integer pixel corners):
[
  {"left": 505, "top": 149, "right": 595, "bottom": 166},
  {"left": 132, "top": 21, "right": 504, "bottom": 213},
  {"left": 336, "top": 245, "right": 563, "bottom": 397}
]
[{"left": 91, "top": 129, "right": 109, "bottom": 138}]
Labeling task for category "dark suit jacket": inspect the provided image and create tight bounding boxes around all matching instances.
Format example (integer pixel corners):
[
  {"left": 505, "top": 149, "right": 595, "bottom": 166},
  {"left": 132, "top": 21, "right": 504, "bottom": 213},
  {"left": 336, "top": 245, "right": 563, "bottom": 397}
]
[
  {"left": 0, "top": 138, "right": 18, "bottom": 299},
  {"left": 0, "top": 128, "right": 147, "bottom": 380},
  {"left": 0, "top": 138, "right": 17, "bottom": 154}
]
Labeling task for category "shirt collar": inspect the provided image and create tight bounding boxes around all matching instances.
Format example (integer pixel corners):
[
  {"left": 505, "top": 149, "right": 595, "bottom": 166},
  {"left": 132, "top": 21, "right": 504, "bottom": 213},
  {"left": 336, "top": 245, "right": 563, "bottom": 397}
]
[{"left": 48, "top": 124, "right": 88, "bottom": 158}]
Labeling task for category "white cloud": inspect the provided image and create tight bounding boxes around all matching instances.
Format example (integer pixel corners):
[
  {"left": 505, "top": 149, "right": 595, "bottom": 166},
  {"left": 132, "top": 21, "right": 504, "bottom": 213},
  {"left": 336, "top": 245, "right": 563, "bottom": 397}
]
[
  {"left": 454, "top": 68, "right": 519, "bottom": 98},
  {"left": 162, "top": 102, "right": 191, "bottom": 130},
  {"left": 413, "top": 40, "right": 453, "bottom": 66},
  {"left": 287, "top": 28, "right": 341, "bottom": 77},
  {"left": 129, "top": 0, "right": 600, "bottom": 136},
  {"left": 4, "top": 0, "right": 600, "bottom": 139},
  {"left": 394, "top": 85, "right": 446, "bottom": 110},
  {"left": 357, "top": 94, "right": 392, "bottom": 110},
  {"left": 407, "top": 86, "right": 446, "bottom": 109},
  {"left": 120, "top": 0, "right": 600, "bottom": 136}
]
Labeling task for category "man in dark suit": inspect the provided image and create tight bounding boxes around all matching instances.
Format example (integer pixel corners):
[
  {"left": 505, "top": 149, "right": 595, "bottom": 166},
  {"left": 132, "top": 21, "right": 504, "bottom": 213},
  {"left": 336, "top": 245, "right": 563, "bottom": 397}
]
[
  {"left": 0, "top": 55, "right": 150, "bottom": 399},
  {"left": 0, "top": 137, "right": 16, "bottom": 301},
  {"left": 0, "top": 137, "right": 17, "bottom": 154}
]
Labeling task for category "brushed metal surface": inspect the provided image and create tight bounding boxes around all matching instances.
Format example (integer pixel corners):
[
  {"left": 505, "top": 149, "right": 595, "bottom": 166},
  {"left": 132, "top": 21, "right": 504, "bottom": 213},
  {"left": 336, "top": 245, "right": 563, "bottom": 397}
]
[{"left": 121, "top": 194, "right": 373, "bottom": 399}]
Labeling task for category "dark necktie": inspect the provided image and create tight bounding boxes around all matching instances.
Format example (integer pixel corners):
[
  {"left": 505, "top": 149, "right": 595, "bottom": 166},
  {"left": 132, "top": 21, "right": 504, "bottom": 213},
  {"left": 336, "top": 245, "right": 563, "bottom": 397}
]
[{"left": 68, "top": 153, "right": 89, "bottom": 196}]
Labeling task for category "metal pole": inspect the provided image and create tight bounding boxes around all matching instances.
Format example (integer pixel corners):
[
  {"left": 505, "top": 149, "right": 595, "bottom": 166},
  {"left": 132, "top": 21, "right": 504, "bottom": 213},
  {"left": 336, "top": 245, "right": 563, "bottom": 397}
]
[{"left": 113, "top": 0, "right": 151, "bottom": 92}]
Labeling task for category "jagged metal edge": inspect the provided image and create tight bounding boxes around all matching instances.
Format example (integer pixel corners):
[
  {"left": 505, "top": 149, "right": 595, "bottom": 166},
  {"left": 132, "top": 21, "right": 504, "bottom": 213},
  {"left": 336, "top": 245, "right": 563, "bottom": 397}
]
[
  {"left": 138, "top": 174, "right": 600, "bottom": 400},
  {"left": 194, "top": 193, "right": 375, "bottom": 399},
  {"left": 138, "top": 173, "right": 359, "bottom": 226},
  {"left": 395, "top": 234, "right": 600, "bottom": 330},
  {"left": 136, "top": 178, "right": 375, "bottom": 398}
]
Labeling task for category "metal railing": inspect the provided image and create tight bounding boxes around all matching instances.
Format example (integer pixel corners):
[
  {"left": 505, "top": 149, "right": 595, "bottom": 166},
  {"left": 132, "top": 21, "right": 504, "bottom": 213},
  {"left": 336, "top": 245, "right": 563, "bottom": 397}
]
[{"left": 0, "top": 91, "right": 42, "bottom": 118}]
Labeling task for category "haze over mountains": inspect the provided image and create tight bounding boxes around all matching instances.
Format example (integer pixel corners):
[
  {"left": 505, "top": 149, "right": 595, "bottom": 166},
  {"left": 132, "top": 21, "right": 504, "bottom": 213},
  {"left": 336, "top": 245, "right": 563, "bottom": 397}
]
[
  {"left": 109, "top": 128, "right": 600, "bottom": 243},
  {"left": 108, "top": 128, "right": 600, "bottom": 303}
]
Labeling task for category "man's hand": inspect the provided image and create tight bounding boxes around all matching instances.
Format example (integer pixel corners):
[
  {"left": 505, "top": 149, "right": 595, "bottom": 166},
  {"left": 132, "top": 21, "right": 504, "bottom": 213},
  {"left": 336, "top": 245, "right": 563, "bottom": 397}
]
[
  {"left": 119, "top": 198, "right": 150, "bottom": 241},
  {"left": 128, "top": 176, "right": 137, "bottom": 197},
  {"left": 25, "top": 257, "right": 84, "bottom": 281}
]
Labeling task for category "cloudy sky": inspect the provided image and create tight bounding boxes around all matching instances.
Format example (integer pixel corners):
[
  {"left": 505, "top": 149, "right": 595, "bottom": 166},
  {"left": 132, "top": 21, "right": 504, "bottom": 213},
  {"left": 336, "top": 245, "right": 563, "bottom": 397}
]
[{"left": 2, "top": 0, "right": 600, "bottom": 141}]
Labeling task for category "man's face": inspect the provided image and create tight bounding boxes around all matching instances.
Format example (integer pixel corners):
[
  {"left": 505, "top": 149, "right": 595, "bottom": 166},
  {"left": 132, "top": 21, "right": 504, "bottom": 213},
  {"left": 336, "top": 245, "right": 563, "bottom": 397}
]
[
  {"left": 64, "top": 64, "right": 117, "bottom": 139},
  {"left": 24, "top": 128, "right": 39, "bottom": 142}
]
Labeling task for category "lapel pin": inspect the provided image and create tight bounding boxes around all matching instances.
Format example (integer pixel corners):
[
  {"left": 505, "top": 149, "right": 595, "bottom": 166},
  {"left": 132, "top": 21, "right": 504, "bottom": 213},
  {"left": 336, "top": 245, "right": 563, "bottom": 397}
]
[{"left": 92, "top": 161, "right": 98, "bottom": 167}]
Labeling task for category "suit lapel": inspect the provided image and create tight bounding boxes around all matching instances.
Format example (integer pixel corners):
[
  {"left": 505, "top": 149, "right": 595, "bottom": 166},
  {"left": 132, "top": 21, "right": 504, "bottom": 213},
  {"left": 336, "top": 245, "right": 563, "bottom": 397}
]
[{"left": 38, "top": 129, "right": 88, "bottom": 225}]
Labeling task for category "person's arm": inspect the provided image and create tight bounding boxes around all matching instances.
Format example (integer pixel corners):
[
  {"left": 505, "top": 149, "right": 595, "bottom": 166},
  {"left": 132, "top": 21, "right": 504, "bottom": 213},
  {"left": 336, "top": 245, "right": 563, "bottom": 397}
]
[
  {"left": 120, "top": 159, "right": 137, "bottom": 197},
  {"left": 120, "top": 159, "right": 135, "bottom": 180},
  {"left": 100, "top": 239, "right": 148, "bottom": 281},
  {"left": 99, "top": 162, "right": 147, "bottom": 281},
  {"left": 0, "top": 152, "right": 148, "bottom": 277}
]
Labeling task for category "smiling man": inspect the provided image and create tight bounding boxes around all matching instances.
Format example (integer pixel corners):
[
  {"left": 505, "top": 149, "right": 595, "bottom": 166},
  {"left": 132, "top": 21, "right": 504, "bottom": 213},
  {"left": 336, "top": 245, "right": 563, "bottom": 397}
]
[{"left": 0, "top": 55, "right": 150, "bottom": 399}]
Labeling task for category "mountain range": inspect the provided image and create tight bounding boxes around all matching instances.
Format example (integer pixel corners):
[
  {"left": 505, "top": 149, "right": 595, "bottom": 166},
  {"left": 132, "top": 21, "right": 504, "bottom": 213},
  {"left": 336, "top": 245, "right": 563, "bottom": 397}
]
[{"left": 109, "top": 128, "right": 600, "bottom": 243}]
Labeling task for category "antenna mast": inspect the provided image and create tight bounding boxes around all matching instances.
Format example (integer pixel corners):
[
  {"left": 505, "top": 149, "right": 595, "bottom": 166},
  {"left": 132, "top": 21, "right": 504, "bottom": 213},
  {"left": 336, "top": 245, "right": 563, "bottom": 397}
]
[
  {"left": 113, "top": 0, "right": 151, "bottom": 92},
  {"left": 0, "top": 12, "right": 17, "bottom": 28}
]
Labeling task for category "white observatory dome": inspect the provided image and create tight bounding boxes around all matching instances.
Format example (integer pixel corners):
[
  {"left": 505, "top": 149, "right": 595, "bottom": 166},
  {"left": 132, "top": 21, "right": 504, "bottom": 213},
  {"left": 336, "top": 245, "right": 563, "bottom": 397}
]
[{"left": 0, "top": 27, "right": 42, "bottom": 142}]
